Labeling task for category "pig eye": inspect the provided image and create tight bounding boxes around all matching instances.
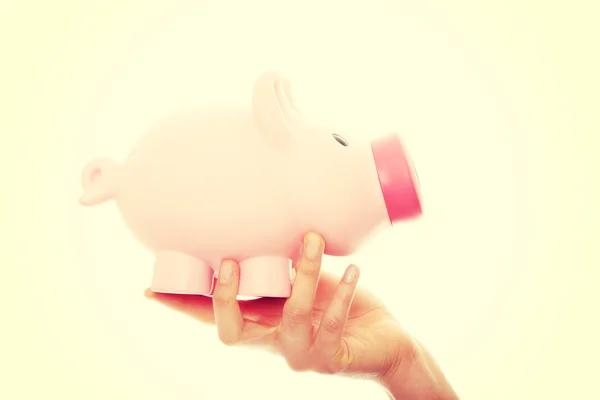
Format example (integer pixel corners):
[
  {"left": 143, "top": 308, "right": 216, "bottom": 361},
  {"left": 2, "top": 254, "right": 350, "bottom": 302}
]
[{"left": 332, "top": 133, "right": 348, "bottom": 147}]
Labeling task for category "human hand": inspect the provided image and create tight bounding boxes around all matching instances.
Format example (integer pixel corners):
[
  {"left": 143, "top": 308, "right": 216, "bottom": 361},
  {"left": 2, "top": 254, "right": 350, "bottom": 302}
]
[{"left": 145, "top": 233, "right": 458, "bottom": 399}]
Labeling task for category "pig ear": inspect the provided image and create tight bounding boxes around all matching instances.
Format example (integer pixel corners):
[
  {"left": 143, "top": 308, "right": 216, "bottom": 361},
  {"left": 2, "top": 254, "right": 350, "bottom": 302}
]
[
  {"left": 79, "top": 158, "right": 119, "bottom": 206},
  {"left": 252, "top": 71, "right": 301, "bottom": 146}
]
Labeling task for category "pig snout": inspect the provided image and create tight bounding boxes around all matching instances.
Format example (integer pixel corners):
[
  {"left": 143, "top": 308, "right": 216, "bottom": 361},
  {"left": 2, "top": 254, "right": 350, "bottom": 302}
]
[
  {"left": 371, "top": 133, "right": 422, "bottom": 224},
  {"left": 79, "top": 157, "right": 120, "bottom": 206}
]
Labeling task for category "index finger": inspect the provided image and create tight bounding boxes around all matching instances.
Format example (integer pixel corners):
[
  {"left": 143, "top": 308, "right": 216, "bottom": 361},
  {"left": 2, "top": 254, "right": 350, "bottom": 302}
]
[
  {"left": 212, "top": 260, "right": 244, "bottom": 345},
  {"left": 279, "top": 233, "right": 324, "bottom": 365}
]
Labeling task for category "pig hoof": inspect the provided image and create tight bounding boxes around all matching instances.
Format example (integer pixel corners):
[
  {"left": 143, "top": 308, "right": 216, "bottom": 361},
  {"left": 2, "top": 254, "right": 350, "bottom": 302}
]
[
  {"left": 151, "top": 251, "right": 214, "bottom": 295},
  {"left": 238, "top": 256, "right": 292, "bottom": 298}
]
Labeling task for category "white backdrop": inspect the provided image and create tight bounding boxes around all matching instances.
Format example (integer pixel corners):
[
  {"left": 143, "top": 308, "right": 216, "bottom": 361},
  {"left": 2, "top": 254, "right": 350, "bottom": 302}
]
[{"left": 1, "top": 0, "right": 597, "bottom": 399}]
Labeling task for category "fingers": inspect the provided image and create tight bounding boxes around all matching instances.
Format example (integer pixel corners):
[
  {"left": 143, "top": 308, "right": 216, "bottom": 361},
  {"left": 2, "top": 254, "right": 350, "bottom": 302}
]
[
  {"left": 279, "top": 232, "right": 324, "bottom": 368},
  {"left": 146, "top": 262, "right": 275, "bottom": 347},
  {"left": 212, "top": 260, "right": 244, "bottom": 345},
  {"left": 313, "top": 264, "right": 360, "bottom": 373}
]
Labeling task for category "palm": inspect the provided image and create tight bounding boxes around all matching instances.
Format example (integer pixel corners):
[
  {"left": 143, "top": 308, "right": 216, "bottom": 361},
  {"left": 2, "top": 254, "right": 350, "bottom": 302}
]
[
  {"left": 147, "top": 235, "right": 458, "bottom": 397},
  {"left": 148, "top": 270, "right": 405, "bottom": 376},
  {"left": 233, "top": 271, "right": 404, "bottom": 375}
]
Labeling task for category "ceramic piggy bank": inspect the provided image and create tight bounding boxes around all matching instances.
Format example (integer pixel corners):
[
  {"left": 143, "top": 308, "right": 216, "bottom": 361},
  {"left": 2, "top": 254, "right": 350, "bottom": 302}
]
[{"left": 79, "top": 71, "right": 422, "bottom": 298}]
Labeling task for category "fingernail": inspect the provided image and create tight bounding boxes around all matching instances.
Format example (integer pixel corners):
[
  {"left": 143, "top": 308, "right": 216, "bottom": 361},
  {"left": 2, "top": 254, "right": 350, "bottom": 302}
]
[
  {"left": 219, "top": 261, "right": 233, "bottom": 283},
  {"left": 304, "top": 233, "right": 322, "bottom": 260},
  {"left": 343, "top": 265, "right": 359, "bottom": 283}
]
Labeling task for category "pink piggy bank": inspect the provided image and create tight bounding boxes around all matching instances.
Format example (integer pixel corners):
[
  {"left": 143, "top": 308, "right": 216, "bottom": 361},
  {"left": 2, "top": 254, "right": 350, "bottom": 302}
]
[{"left": 79, "top": 71, "right": 422, "bottom": 298}]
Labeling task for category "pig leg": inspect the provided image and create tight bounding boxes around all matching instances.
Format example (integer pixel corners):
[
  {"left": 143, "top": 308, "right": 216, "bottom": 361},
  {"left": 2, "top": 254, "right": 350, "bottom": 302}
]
[
  {"left": 150, "top": 251, "right": 214, "bottom": 295},
  {"left": 238, "top": 256, "right": 292, "bottom": 298}
]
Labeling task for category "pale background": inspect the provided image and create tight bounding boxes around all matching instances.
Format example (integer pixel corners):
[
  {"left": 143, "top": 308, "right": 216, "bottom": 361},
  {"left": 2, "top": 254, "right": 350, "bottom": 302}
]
[{"left": 1, "top": 0, "right": 598, "bottom": 399}]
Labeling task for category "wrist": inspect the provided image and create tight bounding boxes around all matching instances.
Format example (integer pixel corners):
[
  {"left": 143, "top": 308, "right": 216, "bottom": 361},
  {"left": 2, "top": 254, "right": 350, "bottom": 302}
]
[{"left": 380, "top": 339, "right": 459, "bottom": 400}]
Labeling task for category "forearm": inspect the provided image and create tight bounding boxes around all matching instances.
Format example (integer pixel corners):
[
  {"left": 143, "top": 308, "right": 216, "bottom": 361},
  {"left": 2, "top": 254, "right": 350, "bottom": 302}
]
[{"left": 381, "top": 341, "right": 459, "bottom": 400}]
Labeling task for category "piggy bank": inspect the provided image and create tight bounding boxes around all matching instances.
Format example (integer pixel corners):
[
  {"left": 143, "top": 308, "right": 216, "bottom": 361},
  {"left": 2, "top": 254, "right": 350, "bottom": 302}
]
[{"left": 79, "top": 71, "right": 422, "bottom": 298}]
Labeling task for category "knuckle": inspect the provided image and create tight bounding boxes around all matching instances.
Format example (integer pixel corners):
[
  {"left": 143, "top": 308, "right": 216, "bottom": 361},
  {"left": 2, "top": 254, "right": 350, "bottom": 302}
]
[
  {"left": 218, "top": 331, "right": 239, "bottom": 346},
  {"left": 285, "top": 357, "right": 308, "bottom": 372},
  {"left": 321, "top": 314, "right": 344, "bottom": 333},
  {"left": 287, "top": 362, "right": 304, "bottom": 372},
  {"left": 334, "top": 290, "right": 353, "bottom": 305},
  {"left": 297, "top": 262, "right": 320, "bottom": 278},
  {"left": 313, "top": 355, "right": 343, "bottom": 375},
  {"left": 283, "top": 303, "right": 312, "bottom": 323},
  {"left": 322, "top": 359, "right": 342, "bottom": 375},
  {"left": 212, "top": 291, "right": 234, "bottom": 307}
]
